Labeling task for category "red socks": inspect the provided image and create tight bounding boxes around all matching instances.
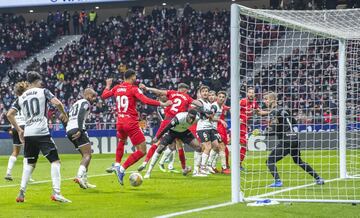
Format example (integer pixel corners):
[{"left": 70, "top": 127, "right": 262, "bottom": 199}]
[
  {"left": 178, "top": 148, "right": 186, "bottom": 169},
  {"left": 122, "top": 150, "right": 145, "bottom": 170},
  {"left": 240, "top": 146, "right": 247, "bottom": 162},
  {"left": 115, "top": 140, "right": 125, "bottom": 163},
  {"left": 225, "top": 146, "right": 230, "bottom": 168},
  {"left": 145, "top": 144, "right": 158, "bottom": 162}
]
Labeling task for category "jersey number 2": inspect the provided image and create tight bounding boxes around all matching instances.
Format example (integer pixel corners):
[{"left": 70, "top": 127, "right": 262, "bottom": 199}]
[
  {"left": 170, "top": 98, "right": 182, "bottom": 112},
  {"left": 116, "top": 96, "right": 129, "bottom": 112}
]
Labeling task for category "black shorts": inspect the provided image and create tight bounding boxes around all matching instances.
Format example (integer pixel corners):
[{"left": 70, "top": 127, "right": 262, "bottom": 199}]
[
  {"left": 12, "top": 125, "right": 25, "bottom": 146},
  {"left": 24, "top": 135, "right": 58, "bottom": 161},
  {"left": 160, "top": 130, "right": 195, "bottom": 146},
  {"left": 67, "top": 129, "right": 90, "bottom": 150},
  {"left": 197, "top": 129, "right": 219, "bottom": 143}
]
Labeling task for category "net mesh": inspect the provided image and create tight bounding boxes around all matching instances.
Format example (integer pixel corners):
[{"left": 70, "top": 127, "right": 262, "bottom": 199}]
[{"left": 235, "top": 5, "right": 360, "bottom": 202}]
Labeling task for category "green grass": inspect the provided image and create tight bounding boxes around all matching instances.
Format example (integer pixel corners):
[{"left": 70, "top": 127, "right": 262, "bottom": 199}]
[{"left": 0, "top": 152, "right": 359, "bottom": 217}]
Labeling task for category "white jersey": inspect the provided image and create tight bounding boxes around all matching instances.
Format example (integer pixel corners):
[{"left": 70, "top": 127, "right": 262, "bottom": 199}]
[
  {"left": 66, "top": 99, "right": 90, "bottom": 132},
  {"left": 12, "top": 105, "right": 26, "bottom": 127},
  {"left": 171, "top": 112, "right": 199, "bottom": 133},
  {"left": 211, "top": 102, "right": 222, "bottom": 129},
  {"left": 196, "top": 99, "right": 213, "bottom": 131},
  {"left": 12, "top": 87, "right": 55, "bottom": 137}
]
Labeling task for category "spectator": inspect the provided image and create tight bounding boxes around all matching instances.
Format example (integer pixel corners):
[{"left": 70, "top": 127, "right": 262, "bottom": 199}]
[{"left": 72, "top": 11, "right": 80, "bottom": 34}]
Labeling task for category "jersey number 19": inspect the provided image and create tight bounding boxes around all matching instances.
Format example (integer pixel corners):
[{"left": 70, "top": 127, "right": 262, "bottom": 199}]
[{"left": 116, "top": 96, "right": 129, "bottom": 112}]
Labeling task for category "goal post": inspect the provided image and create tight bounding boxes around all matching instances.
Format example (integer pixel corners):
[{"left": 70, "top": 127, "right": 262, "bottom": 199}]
[{"left": 230, "top": 4, "right": 360, "bottom": 203}]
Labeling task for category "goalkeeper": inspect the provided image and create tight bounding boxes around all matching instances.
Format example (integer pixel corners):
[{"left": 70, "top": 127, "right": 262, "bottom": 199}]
[{"left": 262, "top": 92, "right": 325, "bottom": 187}]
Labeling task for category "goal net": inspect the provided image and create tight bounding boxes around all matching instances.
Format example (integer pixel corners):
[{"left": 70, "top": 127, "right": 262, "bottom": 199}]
[{"left": 230, "top": 4, "right": 360, "bottom": 203}]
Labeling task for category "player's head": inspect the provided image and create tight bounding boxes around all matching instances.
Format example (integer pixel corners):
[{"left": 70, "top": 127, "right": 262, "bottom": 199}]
[
  {"left": 158, "top": 94, "right": 168, "bottom": 103},
  {"left": 247, "top": 87, "right": 255, "bottom": 100},
  {"left": 186, "top": 109, "right": 198, "bottom": 124},
  {"left": 196, "top": 89, "right": 201, "bottom": 99},
  {"left": 199, "top": 85, "right": 209, "bottom": 100},
  {"left": 264, "top": 92, "right": 277, "bottom": 109},
  {"left": 124, "top": 69, "right": 137, "bottom": 84},
  {"left": 208, "top": 90, "right": 216, "bottom": 103},
  {"left": 84, "top": 88, "right": 97, "bottom": 103},
  {"left": 178, "top": 83, "right": 189, "bottom": 93},
  {"left": 217, "top": 91, "right": 227, "bottom": 105},
  {"left": 14, "top": 81, "right": 29, "bottom": 97},
  {"left": 27, "top": 71, "right": 43, "bottom": 87}
]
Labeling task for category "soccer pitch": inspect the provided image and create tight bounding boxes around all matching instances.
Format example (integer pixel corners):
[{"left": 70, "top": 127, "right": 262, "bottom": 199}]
[{"left": 0, "top": 153, "right": 359, "bottom": 217}]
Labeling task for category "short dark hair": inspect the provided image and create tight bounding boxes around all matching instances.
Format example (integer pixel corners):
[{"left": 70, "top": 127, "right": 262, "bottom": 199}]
[
  {"left": 217, "top": 91, "right": 227, "bottom": 97},
  {"left": 209, "top": 90, "right": 216, "bottom": 95},
  {"left": 124, "top": 69, "right": 136, "bottom": 80},
  {"left": 27, "top": 71, "right": 42, "bottom": 83},
  {"left": 188, "top": 108, "right": 198, "bottom": 117},
  {"left": 178, "top": 83, "right": 189, "bottom": 90},
  {"left": 199, "top": 85, "right": 209, "bottom": 92}
]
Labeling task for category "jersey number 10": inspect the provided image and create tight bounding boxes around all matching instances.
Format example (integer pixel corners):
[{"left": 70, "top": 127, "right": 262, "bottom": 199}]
[{"left": 116, "top": 96, "right": 129, "bottom": 112}]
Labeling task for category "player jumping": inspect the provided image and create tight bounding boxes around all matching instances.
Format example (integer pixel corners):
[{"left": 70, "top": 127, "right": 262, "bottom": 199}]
[
  {"left": 101, "top": 69, "right": 171, "bottom": 185},
  {"left": 66, "top": 88, "right": 97, "bottom": 189}
]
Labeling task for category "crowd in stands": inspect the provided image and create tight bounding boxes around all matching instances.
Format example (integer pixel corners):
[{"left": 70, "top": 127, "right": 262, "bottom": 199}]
[{"left": 1, "top": 4, "right": 359, "bottom": 131}]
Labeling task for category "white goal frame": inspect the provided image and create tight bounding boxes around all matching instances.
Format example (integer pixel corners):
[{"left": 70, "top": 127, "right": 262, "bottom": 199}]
[{"left": 230, "top": 4, "right": 360, "bottom": 204}]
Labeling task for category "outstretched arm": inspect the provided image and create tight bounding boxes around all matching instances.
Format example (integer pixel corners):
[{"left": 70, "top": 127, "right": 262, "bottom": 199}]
[
  {"left": 139, "top": 84, "right": 167, "bottom": 96},
  {"left": 101, "top": 78, "right": 114, "bottom": 99}
]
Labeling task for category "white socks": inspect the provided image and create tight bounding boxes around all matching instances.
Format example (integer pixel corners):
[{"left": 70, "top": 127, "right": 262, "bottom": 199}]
[
  {"left": 6, "top": 155, "right": 17, "bottom": 175},
  {"left": 207, "top": 150, "right": 217, "bottom": 167},
  {"left": 148, "top": 152, "right": 161, "bottom": 173},
  {"left": 200, "top": 153, "right": 209, "bottom": 167},
  {"left": 51, "top": 162, "right": 61, "bottom": 194},
  {"left": 219, "top": 151, "right": 227, "bottom": 170},
  {"left": 194, "top": 152, "right": 202, "bottom": 172},
  {"left": 77, "top": 165, "right": 87, "bottom": 178},
  {"left": 159, "top": 148, "right": 172, "bottom": 165},
  {"left": 20, "top": 164, "right": 34, "bottom": 192}
]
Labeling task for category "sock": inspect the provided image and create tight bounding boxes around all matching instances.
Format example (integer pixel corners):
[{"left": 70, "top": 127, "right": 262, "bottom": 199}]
[
  {"left": 200, "top": 153, "right": 209, "bottom": 167},
  {"left": 225, "top": 146, "right": 230, "bottom": 168},
  {"left": 20, "top": 164, "right": 34, "bottom": 192},
  {"left": 159, "top": 147, "right": 172, "bottom": 165},
  {"left": 219, "top": 151, "right": 227, "bottom": 169},
  {"left": 207, "top": 149, "right": 217, "bottom": 167},
  {"left": 178, "top": 148, "right": 186, "bottom": 170},
  {"left": 115, "top": 140, "right": 125, "bottom": 164},
  {"left": 193, "top": 152, "right": 202, "bottom": 172},
  {"left": 148, "top": 152, "right": 161, "bottom": 173},
  {"left": 122, "top": 150, "right": 145, "bottom": 170},
  {"left": 114, "top": 162, "right": 121, "bottom": 167},
  {"left": 77, "top": 165, "right": 87, "bottom": 178},
  {"left": 168, "top": 150, "right": 176, "bottom": 170},
  {"left": 51, "top": 162, "right": 61, "bottom": 194},
  {"left": 6, "top": 155, "right": 17, "bottom": 175},
  {"left": 212, "top": 154, "right": 219, "bottom": 168},
  {"left": 240, "top": 146, "right": 247, "bottom": 163},
  {"left": 145, "top": 144, "right": 158, "bottom": 162}
]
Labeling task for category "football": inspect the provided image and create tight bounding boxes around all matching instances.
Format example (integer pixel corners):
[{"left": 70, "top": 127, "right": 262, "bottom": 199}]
[{"left": 129, "top": 172, "right": 143, "bottom": 187}]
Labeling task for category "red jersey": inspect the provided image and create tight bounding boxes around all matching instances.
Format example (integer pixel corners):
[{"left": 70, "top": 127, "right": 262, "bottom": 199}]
[
  {"left": 220, "top": 105, "right": 230, "bottom": 121},
  {"left": 101, "top": 82, "right": 160, "bottom": 121},
  {"left": 164, "top": 90, "right": 193, "bottom": 118},
  {"left": 240, "top": 98, "right": 259, "bottom": 123}
]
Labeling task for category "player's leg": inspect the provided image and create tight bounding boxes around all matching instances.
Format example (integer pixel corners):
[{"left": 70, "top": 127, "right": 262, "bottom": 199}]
[
  {"left": 115, "top": 122, "right": 147, "bottom": 185},
  {"left": 240, "top": 123, "right": 248, "bottom": 170},
  {"left": 40, "top": 136, "right": 71, "bottom": 202},
  {"left": 175, "top": 139, "right": 186, "bottom": 172},
  {"left": 266, "top": 142, "right": 290, "bottom": 187},
  {"left": 158, "top": 141, "right": 176, "bottom": 172},
  {"left": 106, "top": 138, "right": 125, "bottom": 173},
  {"left": 145, "top": 143, "right": 170, "bottom": 178},
  {"left": 166, "top": 141, "right": 177, "bottom": 172},
  {"left": 197, "top": 130, "right": 212, "bottom": 175},
  {"left": 16, "top": 137, "right": 38, "bottom": 203},
  {"left": 207, "top": 137, "right": 220, "bottom": 174},
  {"left": 5, "top": 145, "right": 21, "bottom": 181},
  {"left": 187, "top": 136, "right": 204, "bottom": 177},
  {"left": 225, "top": 145, "right": 230, "bottom": 169},
  {"left": 218, "top": 141, "right": 230, "bottom": 174},
  {"left": 76, "top": 143, "right": 96, "bottom": 189},
  {"left": 290, "top": 141, "right": 324, "bottom": 185}
]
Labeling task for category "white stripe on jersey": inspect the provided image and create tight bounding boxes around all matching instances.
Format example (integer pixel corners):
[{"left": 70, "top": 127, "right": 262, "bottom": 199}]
[
  {"left": 12, "top": 87, "right": 54, "bottom": 137},
  {"left": 211, "top": 102, "right": 222, "bottom": 129},
  {"left": 66, "top": 99, "right": 90, "bottom": 132},
  {"left": 196, "top": 99, "right": 213, "bottom": 131},
  {"left": 171, "top": 112, "right": 199, "bottom": 132}
]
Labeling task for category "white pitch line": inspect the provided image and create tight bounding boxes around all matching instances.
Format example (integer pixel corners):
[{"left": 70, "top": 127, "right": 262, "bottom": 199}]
[
  {"left": 246, "top": 177, "right": 342, "bottom": 200},
  {"left": 155, "top": 202, "right": 235, "bottom": 218}
]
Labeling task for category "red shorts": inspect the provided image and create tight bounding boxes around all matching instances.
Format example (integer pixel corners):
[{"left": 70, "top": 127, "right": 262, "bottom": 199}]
[
  {"left": 240, "top": 123, "right": 248, "bottom": 145},
  {"left": 217, "top": 124, "right": 229, "bottom": 145},
  {"left": 116, "top": 119, "right": 145, "bottom": 146},
  {"left": 155, "top": 119, "right": 172, "bottom": 138}
]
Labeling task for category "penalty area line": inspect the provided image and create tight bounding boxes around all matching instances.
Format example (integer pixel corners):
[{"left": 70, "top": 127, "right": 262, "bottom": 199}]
[{"left": 155, "top": 202, "right": 235, "bottom": 218}]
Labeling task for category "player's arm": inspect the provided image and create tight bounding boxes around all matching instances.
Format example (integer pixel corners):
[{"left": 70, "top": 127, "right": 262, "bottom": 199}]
[
  {"left": 153, "top": 117, "right": 180, "bottom": 143},
  {"left": 7, "top": 100, "right": 24, "bottom": 143},
  {"left": 191, "top": 99, "right": 202, "bottom": 108},
  {"left": 101, "top": 78, "right": 114, "bottom": 99},
  {"left": 46, "top": 89, "right": 68, "bottom": 123},
  {"left": 139, "top": 84, "right": 167, "bottom": 96},
  {"left": 134, "top": 88, "right": 171, "bottom": 107}
]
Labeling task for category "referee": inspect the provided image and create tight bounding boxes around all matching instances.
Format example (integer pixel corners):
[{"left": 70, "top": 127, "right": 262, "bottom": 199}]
[{"left": 263, "top": 92, "right": 325, "bottom": 187}]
